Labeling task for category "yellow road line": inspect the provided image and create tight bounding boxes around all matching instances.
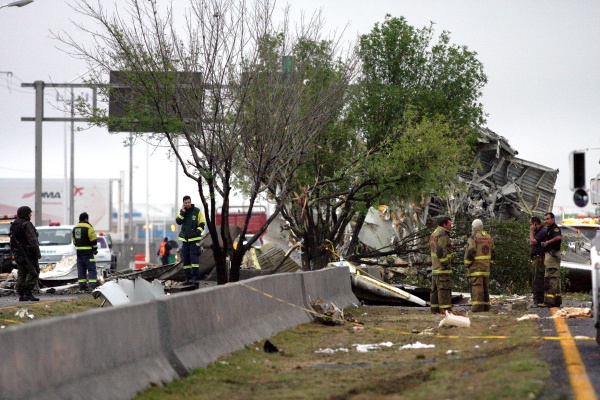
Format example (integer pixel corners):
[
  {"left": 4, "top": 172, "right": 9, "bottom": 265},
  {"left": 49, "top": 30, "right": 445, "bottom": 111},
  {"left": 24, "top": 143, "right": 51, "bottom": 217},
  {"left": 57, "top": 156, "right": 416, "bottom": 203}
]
[{"left": 552, "top": 308, "right": 598, "bottom": 400}]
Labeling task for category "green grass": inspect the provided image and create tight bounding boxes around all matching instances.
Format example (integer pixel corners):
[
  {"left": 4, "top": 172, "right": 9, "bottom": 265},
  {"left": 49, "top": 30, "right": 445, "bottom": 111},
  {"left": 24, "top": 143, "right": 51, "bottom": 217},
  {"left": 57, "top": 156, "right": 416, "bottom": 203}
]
[
  {"left": 1, "top": 292, "right": 587, "bottom": 399},
  {"left": 0, "top": 295, "right": 106, "bottom": 327},
  {"left": 135, "top": 302, "right": 553, "bottom": 400}
]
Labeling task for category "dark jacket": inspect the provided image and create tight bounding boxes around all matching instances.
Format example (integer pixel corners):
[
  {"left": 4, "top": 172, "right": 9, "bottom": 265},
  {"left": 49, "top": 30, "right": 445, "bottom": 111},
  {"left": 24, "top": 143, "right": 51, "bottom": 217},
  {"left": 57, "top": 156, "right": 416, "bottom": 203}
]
[
  {"left": 531, "top": 226, "right": 547, "bottom": 258},
  {"left": 176, "top": 204, "right": 205, "bottom": 242},
  {"left": 72, "top": 222, "right": 98, "bottom": 256},
  {"left": 10, "top": 218, "right": 41, "bottom": 259},
  {"left": 545, "top": 223, "right": 562, "bottom": 253}
]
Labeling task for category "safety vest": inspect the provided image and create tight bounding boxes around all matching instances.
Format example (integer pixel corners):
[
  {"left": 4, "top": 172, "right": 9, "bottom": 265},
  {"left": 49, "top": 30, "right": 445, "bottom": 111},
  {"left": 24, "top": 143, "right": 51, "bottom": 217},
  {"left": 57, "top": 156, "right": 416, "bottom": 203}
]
[
  {"left": 159, "top": 242, "right": 167, "bottom": 256},
  {"left": 176, "top": 205, "right": 205, "bottom": 242},
  {"left": 72, "top": 222, "right": 98, "bottom": 255}
]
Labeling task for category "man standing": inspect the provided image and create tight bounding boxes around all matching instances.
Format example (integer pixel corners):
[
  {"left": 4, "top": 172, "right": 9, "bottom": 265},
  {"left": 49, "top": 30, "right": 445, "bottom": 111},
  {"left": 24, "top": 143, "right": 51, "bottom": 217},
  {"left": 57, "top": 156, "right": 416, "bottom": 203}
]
[
  {"left": 464, "top": 219, "right": 495, "bottom": 312},
  {"left": 542, "top": 212, "right": 562, "bottom": 307},
  {"left": 176, "top": 195, "right": 205, "bottom": 282},
  {"left": 430, "top": 216, "right": 453, "bottom": 314},
  {"left": 157, "top": 237, "right": 172, "bottom": 266},
  {"left": 72, "top": 212, "right": 98, "bottom": 291},
  {"left": 529, "top": 216, "right": 547, "bottom": 307},
  {"left": 9, "top": 206, "right": 41, "bottom": 302}
]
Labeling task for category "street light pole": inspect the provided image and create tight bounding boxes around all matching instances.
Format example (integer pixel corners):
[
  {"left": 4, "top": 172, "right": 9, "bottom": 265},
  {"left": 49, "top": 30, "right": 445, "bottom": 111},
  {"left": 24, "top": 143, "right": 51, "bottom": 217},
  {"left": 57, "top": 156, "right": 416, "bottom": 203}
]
[
  {"left": 34, "top": 81, "right": 43, "bottom": 226},
  {"left": 0, "top": 0, "right": 33, "bottom": 9}
]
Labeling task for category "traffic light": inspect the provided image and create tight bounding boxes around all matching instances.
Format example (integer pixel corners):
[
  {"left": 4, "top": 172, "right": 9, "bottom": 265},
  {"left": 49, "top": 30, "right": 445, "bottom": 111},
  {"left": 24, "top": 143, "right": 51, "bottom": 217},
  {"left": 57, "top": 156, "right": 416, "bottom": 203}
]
[{"left": 570, "top": 151, "right": 588, "bottom": 207}]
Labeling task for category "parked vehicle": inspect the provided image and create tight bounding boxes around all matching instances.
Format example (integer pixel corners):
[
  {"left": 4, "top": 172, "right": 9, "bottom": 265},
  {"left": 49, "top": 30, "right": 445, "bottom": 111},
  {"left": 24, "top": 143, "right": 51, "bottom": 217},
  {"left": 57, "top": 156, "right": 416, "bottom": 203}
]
[
  {"left": 0, "top": 215, "right": 16, "bottom": 273},
  {"left": 96, "top": 234, "right": 117, "bottom": 274},
  {"left": 38, "top": 224, "right": 76, "bottom": 267},
  {"left": 37, "top": 224, "right": 117, "bottom": 285}
]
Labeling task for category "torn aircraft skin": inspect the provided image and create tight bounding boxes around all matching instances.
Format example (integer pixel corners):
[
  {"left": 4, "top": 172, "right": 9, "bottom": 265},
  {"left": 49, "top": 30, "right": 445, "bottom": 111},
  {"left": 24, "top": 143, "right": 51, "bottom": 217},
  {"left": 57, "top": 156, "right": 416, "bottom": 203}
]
[
  {"left": 358, "top": 128, "right": 559, "bottom": 256},
  {"left": 348, "top": 128, "right": 561, "bottom": 301},
  {"left": 332, "top": 261, "right": 428, "bottom": 307},
  {"left": 435, "top": 127, "right": 558, "bottom": 221}
]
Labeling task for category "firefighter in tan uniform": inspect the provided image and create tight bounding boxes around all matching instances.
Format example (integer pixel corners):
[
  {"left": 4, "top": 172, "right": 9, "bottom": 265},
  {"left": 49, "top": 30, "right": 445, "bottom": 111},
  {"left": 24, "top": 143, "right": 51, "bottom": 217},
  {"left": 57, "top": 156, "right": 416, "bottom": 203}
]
[
  {"left": 541, "top": 212, "right": 562, "bottom": 307},
  {"left": 430, "top": 216, "right": 453, "bottom": 314},
  {"left": 464, "top": 219, "right": 495, "bottom": 312}
]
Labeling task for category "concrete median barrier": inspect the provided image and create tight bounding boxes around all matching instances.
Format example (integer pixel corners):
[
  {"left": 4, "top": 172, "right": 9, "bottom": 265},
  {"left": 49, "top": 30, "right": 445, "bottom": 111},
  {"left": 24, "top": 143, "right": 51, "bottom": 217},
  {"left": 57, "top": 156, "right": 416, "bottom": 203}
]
[
  {"left": 0, "top": 301, "right": 178, "bottom": 400},
  {"left": 0, "top": 269, "right": 359, "bottom": 398},
  {"left": 157, "top": 272, "right": 311, "bottom": 373},
  {"left": 301, "top": 266, "right": 359, "bottom": 307}
]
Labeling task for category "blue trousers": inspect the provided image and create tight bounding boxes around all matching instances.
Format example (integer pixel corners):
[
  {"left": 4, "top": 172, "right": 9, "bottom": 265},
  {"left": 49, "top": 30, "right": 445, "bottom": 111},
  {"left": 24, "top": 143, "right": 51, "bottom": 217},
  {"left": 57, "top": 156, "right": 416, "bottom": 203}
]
[
  {"left": 181, "top": 241, "right": 202, "bottom": 280},
  {"left": 77, "top": 253, "right": 98, "bottom": 290}
]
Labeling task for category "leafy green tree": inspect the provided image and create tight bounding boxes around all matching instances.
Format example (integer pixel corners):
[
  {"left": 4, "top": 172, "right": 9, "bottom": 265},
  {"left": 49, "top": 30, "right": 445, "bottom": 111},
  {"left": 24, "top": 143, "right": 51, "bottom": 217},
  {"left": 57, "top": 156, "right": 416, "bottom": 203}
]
[
  {"left": 355, "top": 15, "right": 487, "bottom": 146},
  {"left": 278, "top": 15, "right": 487, "bottom": 269}
]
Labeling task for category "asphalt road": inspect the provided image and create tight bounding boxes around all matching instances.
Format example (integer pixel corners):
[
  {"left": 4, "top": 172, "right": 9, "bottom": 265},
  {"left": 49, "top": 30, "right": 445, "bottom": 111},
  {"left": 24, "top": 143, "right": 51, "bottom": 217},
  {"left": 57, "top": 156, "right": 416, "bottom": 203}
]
[{"left": 535, "top": 299, "right": 600, "bottom": 400}]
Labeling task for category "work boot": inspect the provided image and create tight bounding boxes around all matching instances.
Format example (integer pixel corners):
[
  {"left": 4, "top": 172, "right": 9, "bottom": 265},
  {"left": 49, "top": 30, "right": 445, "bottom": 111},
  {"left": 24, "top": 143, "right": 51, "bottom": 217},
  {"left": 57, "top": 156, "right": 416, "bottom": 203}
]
[
  {"left": 554, "top": 296, "right": 562, "bottom": 308},
  {"left": 23, "top": 291, "right": 39, "bottom": 302}
]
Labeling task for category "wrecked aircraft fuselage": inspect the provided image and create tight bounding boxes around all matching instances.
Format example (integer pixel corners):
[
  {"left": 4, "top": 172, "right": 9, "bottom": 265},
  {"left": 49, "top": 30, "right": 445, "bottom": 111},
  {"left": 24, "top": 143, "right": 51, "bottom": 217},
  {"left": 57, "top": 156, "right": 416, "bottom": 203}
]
[{"left": 433, "top": 127, "right": 558, "bottom": 221}]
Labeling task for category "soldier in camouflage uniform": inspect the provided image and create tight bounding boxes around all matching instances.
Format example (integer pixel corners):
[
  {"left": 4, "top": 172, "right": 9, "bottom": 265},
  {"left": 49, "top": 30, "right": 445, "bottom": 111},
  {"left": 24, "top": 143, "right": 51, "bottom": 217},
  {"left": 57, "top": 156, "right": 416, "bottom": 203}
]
[
  {"left": 9, "top": 206, "right": 41, "bottom": 302},
  {"left": 464, "top": 219, "right": 495, "bottom": 312},
  {"left": 430, "top": 216, "right": 453, "bottom": 314}
]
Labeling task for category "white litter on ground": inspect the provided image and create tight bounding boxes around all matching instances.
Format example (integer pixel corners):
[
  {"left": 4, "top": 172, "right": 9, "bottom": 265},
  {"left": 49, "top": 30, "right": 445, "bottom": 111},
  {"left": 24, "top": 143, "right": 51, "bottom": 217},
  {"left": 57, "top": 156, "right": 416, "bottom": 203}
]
[
  {"left": 517, "top": 314, "right": 540, "bottom": 321},
  {"left": 15, "top": 308, "right": 34, "bottom": 319},
  {"left": 400, "top": 341, "right": 435, "bottom": 349},
  {"left": 354, "top": 342, "right": 393, "bottom": 353},
  {"left": 315, "top": 348, "right": 350, "bottom": 354},
  {"left": 439, "top": 313, "right": 470, "bottom": 328}
]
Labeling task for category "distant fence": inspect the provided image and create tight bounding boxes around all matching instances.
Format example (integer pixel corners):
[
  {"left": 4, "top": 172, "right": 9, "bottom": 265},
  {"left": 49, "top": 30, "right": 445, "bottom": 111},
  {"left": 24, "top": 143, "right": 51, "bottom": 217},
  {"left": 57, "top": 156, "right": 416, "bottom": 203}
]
[{"left": 0, "top": 267, "right": 357, "bottom": 400}]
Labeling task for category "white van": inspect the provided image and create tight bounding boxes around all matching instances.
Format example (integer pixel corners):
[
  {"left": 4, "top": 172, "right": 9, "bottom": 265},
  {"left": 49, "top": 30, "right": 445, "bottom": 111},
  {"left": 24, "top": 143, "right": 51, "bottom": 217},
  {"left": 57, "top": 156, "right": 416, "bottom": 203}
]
[
  {"left": 38, "top": 225, "right": 76, "bottom": 266},
  {"left": 38, "top": 225, "right": 114, "bottom": 270}
]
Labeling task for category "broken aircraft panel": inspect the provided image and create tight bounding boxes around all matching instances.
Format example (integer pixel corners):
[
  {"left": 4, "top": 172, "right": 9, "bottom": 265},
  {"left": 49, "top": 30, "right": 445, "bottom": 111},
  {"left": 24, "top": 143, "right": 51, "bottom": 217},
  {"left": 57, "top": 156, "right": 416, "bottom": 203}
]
[
  {"left": 353, "top": 127, "right": 559, "bottom": 271},
  {"left": 427, "top": 127, "right": 558, "bottom": 221}
]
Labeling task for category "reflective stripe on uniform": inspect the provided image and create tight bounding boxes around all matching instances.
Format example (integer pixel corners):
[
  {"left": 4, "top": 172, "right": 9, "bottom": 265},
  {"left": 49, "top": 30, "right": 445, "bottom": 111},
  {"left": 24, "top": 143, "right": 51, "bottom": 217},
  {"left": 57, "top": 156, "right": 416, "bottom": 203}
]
[
  {"left": 431, "top": 253, "right": 451, "bottom": 263},
  {"left": 431, "top": 270, "right": 452, "bottom": 275},
  {"left": 468, "top": 271, "right": 490, "bottom": 277},
  {"left": 179, "top": 236, "right": 203, "bottom": 243}
]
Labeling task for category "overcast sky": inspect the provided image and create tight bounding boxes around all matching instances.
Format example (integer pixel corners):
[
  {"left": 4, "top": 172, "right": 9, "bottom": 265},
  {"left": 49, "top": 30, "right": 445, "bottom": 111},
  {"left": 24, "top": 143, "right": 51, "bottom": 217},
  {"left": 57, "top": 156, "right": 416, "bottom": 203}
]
[{"left": 1, "top": 0, "right": 599, "bottom": 217}]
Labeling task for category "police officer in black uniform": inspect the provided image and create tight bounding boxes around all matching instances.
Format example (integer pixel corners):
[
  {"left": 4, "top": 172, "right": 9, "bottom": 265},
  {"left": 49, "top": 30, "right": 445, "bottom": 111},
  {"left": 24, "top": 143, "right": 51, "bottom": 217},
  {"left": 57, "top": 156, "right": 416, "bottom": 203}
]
[{"left": 9, "top": 206, "right": 41, "bottom": 301}]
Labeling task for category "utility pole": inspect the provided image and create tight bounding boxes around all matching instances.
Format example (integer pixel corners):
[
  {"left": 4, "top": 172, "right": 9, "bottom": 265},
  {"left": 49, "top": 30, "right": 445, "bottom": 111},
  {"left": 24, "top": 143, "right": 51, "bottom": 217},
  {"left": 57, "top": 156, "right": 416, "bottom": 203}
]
[
  {"left": 34, "top": 81, "right": 43, "bottom": 225},
  {"left": 21, "top": 81, "right": 98, "bottom": 226}
]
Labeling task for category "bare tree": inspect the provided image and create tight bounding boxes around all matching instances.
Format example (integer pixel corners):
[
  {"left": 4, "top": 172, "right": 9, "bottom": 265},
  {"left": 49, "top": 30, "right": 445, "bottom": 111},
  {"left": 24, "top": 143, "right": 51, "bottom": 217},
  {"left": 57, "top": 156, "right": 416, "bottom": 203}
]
[{"left": 56, "top": 0, "right": 357, "bottom": 283}]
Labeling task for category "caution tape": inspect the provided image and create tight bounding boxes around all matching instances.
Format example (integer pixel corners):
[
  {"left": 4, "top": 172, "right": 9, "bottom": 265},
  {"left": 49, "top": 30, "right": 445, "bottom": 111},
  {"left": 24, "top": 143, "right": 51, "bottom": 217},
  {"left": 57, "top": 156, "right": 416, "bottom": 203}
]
[
  {"left": 238, "top": 282, "right": 597, "bottom": 341},
  {"left": 0, "top": 319, "right": 24, "bottom": 325}
]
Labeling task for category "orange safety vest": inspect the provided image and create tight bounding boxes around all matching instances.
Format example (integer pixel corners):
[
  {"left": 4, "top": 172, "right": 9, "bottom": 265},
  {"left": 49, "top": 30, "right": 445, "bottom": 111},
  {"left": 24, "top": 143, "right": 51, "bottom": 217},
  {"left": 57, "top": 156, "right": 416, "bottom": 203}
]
[{"left": 159, "top": 242, "right": 167, "bottom": 256}]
